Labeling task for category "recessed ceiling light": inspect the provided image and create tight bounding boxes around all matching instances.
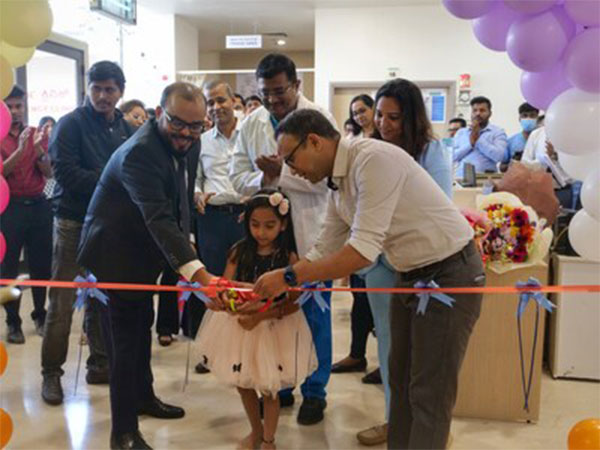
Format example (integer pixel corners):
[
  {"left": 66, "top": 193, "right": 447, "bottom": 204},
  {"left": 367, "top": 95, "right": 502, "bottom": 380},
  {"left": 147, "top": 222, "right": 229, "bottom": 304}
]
[{"left": 277, "top": 39, "right": 286, "bottom": 46}]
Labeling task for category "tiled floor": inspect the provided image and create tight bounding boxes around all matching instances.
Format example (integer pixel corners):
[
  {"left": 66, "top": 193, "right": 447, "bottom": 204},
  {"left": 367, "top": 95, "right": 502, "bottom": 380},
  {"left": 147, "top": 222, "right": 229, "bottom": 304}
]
[{"left": 0, "top": 289, "right": 598, "bottom": 449}]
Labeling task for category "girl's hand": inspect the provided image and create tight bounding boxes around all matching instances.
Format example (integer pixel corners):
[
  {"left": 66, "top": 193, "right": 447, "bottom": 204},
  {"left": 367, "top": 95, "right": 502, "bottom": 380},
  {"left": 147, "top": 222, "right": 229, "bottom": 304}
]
[
  {"left": 236, "top": 299, "right": 270, "bottom": 315},
  {"left": 238, "top": 314, "right": 259, "bottom": 331}
]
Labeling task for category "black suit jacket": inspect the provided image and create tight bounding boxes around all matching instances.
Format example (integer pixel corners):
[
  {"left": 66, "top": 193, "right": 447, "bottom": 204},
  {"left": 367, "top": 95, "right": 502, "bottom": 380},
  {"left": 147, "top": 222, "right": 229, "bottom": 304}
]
[{"left": 77, "top": 119, "right": 199, "bottom": 299}]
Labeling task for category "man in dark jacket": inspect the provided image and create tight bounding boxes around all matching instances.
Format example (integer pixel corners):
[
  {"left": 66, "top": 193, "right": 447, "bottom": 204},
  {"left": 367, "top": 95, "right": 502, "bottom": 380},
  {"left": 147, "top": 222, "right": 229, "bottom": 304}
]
[
  {"left": 41, "top": 61, "right": 133, "bottom": 406},
  {"left": 78, "top": 82, "right": 214, "bottom": 450}
]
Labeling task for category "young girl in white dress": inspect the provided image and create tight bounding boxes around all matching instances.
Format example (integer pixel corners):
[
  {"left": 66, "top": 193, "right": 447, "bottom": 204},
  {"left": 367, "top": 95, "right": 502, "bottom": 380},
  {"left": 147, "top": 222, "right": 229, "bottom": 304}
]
[{"left": 196, "top": 189, "right": 317, "bottom": 450}]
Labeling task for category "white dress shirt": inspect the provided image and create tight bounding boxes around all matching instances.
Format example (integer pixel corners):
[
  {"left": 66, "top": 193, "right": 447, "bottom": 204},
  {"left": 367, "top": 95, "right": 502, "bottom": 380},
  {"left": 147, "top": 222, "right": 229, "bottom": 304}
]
[
  {"left": 521, "top": 127, "right": 572, "bottom": 187},
  {"left": 196, "top": 119, "right": 244, "bottom": 205},
  {"left": 230, "top": 94, "right": 337, "bottom": 257},
  {"left": 306, "top": 138, "right": 474, "bottom": 272}
]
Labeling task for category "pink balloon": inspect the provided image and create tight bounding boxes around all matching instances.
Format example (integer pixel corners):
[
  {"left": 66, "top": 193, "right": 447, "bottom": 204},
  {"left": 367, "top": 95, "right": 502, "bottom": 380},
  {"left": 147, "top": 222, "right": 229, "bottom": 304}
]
[
  {"left": 521, "top": 63, "right": 572, "bottom": 110},
  {"left": 0, "top": 101, "right": 11, "bottom": 141},
  {"left": 564, "top": 0, "right": 600, "bottom": 27},
  {"left": 0, "top": 232, "right": 5, "bottom": 263},
  {"left": 504, "top": 0, "right": 558, "bottom": 14},
  {"left": 0, "top": 176, "right": 9, "bottom": 215},
  {"left": 472, "top": 2, "right": 522, "bottom": 51},
  {"left": 507, "top": 6, "right": 576, "bottom": 72},
  {"left": 564, "top": 28, "right": 600, "bottom": 93},
  {"left": 443, "top": 0, "right": 495, "bottom": 19}
]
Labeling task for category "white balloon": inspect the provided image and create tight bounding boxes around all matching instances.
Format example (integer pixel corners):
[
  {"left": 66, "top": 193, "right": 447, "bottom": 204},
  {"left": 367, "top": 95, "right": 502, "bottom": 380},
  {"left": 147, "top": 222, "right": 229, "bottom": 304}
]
[
  {"left": 546, "top": 88, "right": 600, "bottom": 156},
  {"left": 569, "top": 209, "right": 600, "bottom": 261},
  {"left": 557, "top": 151, "right": 599, "bottom": 181},
  {"left": 582, "top": 169, "right": 600, "bottom": 219}
]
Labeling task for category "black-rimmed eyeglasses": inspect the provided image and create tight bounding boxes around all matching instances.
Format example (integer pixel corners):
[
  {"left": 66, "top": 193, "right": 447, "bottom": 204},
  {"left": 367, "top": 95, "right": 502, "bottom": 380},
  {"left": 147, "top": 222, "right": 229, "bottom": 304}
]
[
  {"left": 284, "top": 137, "right": 306, "bottom": 167},
  {"left": 164, "top": 111, "right": 204, "bottom": 134}
]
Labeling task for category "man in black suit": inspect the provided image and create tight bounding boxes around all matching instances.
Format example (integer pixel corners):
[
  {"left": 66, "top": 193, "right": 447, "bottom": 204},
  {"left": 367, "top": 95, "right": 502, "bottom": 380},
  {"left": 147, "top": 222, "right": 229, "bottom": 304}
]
[{"left": 78, "top": 82, "right": 214, "bottom": 450}]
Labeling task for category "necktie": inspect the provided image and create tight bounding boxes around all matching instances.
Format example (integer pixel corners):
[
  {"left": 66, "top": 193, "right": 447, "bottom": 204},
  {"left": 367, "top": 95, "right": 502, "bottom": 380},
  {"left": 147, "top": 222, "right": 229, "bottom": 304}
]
[{"left": 177, "top": 158, "right": 191, "bottom": 238}]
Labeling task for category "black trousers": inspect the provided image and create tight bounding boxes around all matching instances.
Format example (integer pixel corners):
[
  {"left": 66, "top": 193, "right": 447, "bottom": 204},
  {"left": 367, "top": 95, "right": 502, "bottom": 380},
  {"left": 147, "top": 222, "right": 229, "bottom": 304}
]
[
  {"left": 349, "top": 274, "right": 374, "bottom": 359},
  {"left": 100, "top": 291, "right": 155, "bottom": 435},
  {"left": 155, "top": 269, "right": 207, "bottom": 339},
  {"left": 1, "top": 197, "right": 51, "bottom": 327}
]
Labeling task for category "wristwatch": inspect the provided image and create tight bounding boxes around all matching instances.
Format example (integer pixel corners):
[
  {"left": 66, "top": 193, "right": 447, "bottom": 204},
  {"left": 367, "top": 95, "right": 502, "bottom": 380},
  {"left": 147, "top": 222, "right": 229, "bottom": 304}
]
[{"left": 283, "top": 265, "right": 298, "bottom": 287}]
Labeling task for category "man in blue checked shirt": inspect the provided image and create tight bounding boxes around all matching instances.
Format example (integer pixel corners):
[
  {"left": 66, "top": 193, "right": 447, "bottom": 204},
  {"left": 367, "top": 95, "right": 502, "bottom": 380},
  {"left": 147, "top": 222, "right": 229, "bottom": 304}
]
[{"left": 453, "top": 96, "right": 508, "bottom": 178}]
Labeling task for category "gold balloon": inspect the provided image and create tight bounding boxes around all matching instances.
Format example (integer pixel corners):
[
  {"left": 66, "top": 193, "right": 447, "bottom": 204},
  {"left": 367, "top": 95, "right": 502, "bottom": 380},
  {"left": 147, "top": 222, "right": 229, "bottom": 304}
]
[
  {"left": 0, "top": 56, "right": 15, "bottom": 100},
  {"left": 0, "top": 0, "right": 53, "bottom": 48},
  {"left": 0, "top": 41, "right": 35, "bottom": 68}
]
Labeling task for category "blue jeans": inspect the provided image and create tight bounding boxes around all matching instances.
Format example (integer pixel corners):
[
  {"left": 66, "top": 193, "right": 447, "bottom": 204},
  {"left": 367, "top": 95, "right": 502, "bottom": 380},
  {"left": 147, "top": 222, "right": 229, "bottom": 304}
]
[
  {"left": 358, "top": 255, "right": 395, "bottom": 420},
  {"left": 281, "top": 280, "right": 332, "bottom": 400}
]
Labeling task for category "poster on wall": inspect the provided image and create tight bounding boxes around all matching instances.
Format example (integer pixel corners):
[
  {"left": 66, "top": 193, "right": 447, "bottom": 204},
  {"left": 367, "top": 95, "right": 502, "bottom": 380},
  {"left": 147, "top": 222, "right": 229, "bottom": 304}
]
[{"left": 422, "top": 88, "right": 447, "bottom": 123}]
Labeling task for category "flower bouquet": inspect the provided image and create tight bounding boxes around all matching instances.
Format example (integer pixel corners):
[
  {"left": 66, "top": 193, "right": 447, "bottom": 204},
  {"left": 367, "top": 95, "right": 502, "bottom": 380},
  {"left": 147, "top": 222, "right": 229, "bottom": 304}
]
[{"left": 470, "top": 192, "right": 553, "bottom": 273}]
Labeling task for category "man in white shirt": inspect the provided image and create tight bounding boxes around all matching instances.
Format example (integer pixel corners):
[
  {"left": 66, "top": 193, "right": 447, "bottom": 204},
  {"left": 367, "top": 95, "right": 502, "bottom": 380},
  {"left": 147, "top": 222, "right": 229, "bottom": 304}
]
[
  {"left": 254, "top": 109, "right": 485, "bottom": 450},
  {"left": 230, "top": 53, "right": 335, "bottom": 425},
  {"left": 196, "top": 80, "right": 246, "bottom": 274},
  {"left": 521, "top": 126, "right": 579, "bottom": 209},
  {"left": 181, "top": 80, "right": 247, "bottom": 370}
]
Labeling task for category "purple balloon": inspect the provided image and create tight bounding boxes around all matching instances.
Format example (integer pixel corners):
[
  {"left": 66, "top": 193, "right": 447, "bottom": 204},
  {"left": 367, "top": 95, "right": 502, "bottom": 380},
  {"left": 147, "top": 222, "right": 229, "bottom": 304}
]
[
  {"left": 443, "top": 0, "right": 495, "bottom": 19},
  {"left": 507, "top": 6, "right": 576, "bottom": 72},
  {"left": 504, "top": 0, "right": 557, "bottom": 14},
  {"left": 565, "top": 28, "right": 600, "bottom": 93},
  {"left": 564, "top": 0, "right": 600, "bottom": 27},
  {"left": 521, "top": 63, "right": 571, "bottom": 109},
  {"left": 472, "top": 2, "right": 522, "bottom": 51}
]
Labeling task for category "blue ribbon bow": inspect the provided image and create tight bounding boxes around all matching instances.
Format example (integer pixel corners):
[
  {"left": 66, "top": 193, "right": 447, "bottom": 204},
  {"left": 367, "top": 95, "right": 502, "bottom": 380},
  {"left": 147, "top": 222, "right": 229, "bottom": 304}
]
[
  {"left": 296, "top": 282, "right": 330, "bottom": 312},
  {"left": 414, "top": 280, "right": 455, "bottom": 315},
  {"left": 516, "top": 277, "right": 555, "bottom": 318},
  {"left": 74, "top": 274, "right": 109, "bottom": 310},
  {"left": 177, "top": 281, "right": 212, "bottom": 305}
]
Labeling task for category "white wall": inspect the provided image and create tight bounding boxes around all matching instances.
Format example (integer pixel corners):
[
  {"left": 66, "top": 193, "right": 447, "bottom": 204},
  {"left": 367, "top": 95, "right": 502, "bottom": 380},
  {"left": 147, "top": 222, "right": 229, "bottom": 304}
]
[
  {"left": 175, "top": 16, "right": 199, "bottom": 72},
  {"left": 315, "top": 4, "right": 524, "bottom": 135}
]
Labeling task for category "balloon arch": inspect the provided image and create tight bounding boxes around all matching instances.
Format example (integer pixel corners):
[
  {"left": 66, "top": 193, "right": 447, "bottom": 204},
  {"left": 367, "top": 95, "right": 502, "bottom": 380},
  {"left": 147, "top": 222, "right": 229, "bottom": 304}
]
[{"left": 443, "top": 0, "right": 600, "bottom": 262}]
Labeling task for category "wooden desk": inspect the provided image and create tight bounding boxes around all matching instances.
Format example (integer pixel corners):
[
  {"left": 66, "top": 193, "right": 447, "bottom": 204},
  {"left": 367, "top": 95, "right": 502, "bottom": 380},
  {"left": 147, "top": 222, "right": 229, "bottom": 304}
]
[{"left": 453, "top": 263, "right": 548, "bottom": 422}]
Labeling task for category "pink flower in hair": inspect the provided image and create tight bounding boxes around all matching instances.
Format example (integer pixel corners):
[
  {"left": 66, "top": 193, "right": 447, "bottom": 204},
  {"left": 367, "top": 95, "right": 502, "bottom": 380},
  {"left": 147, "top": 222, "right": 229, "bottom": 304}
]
[
  {"left": 279, "top": 199, "right": 290, "bottom": 215},
  {"left": 269, "top": 192, "right": 284, "bottom": 207}
]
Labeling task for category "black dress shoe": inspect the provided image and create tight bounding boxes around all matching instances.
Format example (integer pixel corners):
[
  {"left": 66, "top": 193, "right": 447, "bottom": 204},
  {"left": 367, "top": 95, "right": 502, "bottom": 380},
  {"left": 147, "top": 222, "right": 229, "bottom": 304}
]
[
  {"left": 7, "top": 325, "right": 25, "bottom": 344},
  {"left": 297, "top": 397, "right": 327, "bottom": 425},
  {"left": 138, "top": 397, "right": 185, "bottom": 419},
  {"left": 362, "top": 367, "right": 382, "bottom": 385},
  {"left": 331, "top": 357, "right": 367, "bottom": 373},
  {"left": 194, "top": 362, "right": 210, "bottom": 374},
  {"left": 41, "top": 375, "right": 63, "bottom": 405},
  {"left": 86, "top": 368, "right": 110, "bottom": 385},
  {"left": 110, "top": 430, "right": 152, "bottom": 449}
]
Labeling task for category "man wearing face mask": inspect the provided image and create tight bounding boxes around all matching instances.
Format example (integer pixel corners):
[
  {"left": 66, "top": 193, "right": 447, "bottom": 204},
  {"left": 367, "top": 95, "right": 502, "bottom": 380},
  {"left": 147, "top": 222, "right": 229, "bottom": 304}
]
[
  {"left": 500, "top": 102, "right": 539, "bottom": 170},
  {"left": 41, "top": 61, "right": 134, "bottom": 406},
  {"left": 230, "top": 53, "right": 336, "bottom": 425},
  {"left": 77, "top": 82, "right": 215, "bottom": 449},
  {"left": 453, "top": 96, "right": 508, "bottom": 177}
]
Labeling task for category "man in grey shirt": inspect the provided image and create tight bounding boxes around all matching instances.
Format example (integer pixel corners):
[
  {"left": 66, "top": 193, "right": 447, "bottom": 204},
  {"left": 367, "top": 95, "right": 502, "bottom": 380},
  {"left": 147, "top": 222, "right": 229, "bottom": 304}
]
[{"left": 254, "top": 109, "right": 485, "bottom": 450}]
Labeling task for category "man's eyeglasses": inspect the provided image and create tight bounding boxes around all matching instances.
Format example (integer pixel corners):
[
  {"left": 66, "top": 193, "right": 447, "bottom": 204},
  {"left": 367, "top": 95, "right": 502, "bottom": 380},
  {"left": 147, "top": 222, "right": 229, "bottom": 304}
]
[
  {"left": 259, "top": 84, "right": 294, "bottom": 100},
  {"left": 284, "top": 136, "right": 306, "bottom": 167},
  {"left": 164, "top": 111, "right": 204, "bottom": 134}
]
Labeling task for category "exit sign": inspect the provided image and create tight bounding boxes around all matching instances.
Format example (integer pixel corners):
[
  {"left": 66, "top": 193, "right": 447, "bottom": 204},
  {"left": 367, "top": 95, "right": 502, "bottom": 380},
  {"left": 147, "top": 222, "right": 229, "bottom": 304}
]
[{"left": 226, "top": 35, "right": 263, "bottom": 49}]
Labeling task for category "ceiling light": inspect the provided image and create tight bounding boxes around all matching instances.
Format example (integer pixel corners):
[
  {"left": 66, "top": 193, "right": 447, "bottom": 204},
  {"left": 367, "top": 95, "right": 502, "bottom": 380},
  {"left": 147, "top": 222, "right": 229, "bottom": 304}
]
[{"left": 277, "top": 39, "right": 286, "bottom": 46}]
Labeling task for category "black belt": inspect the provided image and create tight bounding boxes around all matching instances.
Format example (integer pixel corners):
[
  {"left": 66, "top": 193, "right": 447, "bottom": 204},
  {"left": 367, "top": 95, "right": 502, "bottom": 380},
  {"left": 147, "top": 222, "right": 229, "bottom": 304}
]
[
  {"left": 205, "top": 203, "right": 245, "bottom": 213},
  {"left": 402, "top": 241, "right": 477, "bottom": 280},
  {"left": 10, "top": 195, "right": 47, "bottom": 206}
]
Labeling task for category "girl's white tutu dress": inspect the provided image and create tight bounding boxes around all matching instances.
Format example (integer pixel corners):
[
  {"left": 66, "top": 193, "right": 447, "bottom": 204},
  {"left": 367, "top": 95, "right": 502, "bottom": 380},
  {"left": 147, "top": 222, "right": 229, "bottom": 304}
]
[{"left": 195, "top": 253, "right": 317, "bottom": 396}]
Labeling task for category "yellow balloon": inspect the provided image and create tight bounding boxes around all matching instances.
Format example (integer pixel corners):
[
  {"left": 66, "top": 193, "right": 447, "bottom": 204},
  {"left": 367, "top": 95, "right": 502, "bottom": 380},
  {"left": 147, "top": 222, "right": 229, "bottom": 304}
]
[
  {"left": 0, "top": 41, "right": 35, "bottom": 68},
  {"left": 0, "top": 56, "right": 15, "bottom": 100},
  {"left": 0, "top": 0, "right": 53, "bottom": 48}
]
